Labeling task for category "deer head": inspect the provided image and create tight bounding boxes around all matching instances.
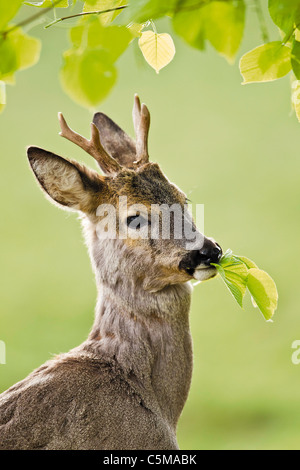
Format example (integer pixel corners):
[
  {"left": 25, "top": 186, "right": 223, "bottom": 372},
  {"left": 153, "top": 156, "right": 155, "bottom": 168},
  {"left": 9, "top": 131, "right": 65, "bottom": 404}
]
[{"left": 27, "top": 95, "right": 222, "bottom": 295}]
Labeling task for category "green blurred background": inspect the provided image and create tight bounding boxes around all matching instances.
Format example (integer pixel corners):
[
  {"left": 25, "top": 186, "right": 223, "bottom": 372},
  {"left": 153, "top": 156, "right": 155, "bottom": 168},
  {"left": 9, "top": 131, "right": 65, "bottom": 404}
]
[{"left": 1, "top": 6, "right": 300, "bottom": 450}]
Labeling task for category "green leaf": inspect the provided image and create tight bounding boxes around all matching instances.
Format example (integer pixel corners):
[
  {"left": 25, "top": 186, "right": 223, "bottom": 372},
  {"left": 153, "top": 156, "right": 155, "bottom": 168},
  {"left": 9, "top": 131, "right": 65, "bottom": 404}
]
[
  {"left": 292, "top": 39, "right": 300, "bottom": 79},
  {"left": 219, "top": 248, "right": 233, "bottom": 263},
  {"left": 138, "top": 30, "right": 176, "bottom": 73},
  {"left": 239, "top": 41, "right": 292, "bottom": 84},
  {"left": 268, "top": 0, "right": 300, "bottom": 34},
  {"left": 214, "top": 263, "right": 247, "bottom": 307},
  {"left": 246, "top": 268, "right": 278, "bottom": 321},
  {"left": 70, "top": 17, "right": 133, "bottom": 62},
  {"left": 213, "top": 249, "right": 278, "bottom": 321},
  {"left": 0, "top": 28, "right": 41, "bottom": 81},
  {"left": 235, "top": 255, "right": 258, "bottom": 269},
  {"left": 0, "top": 80, "right": 6, "bottom": 113},
  {"left": 0, "top": 37, "right": 18, "bottom": 79},
  {"left": 9, "top": 28, "right": 41, "bottom": 71},
  {"left": 205, "top": 1, "right": 245, "bottom": 64},
  {"left": 0, "top": 0, "right": 22, "bottom": 31},
  {"left": 173, "top": 0, "right": 245, "bottom": 63},
  {"left": 24, "top": 0, "right": 69, "bottom": 7},
  {"left": 119, "top": 0, "right": 175, "bottom": 24},
  {"left": 83, "top": 0, "right": 128, "bottom": 25},
  {"left": 128, "top": 23, "right": 143, "bottom": 38},
  {"left": 172, "top": 7, "right": 206, "bottom": 50},
  {"left": 60, "top": 47, "right": 117, "bottom": 108}
]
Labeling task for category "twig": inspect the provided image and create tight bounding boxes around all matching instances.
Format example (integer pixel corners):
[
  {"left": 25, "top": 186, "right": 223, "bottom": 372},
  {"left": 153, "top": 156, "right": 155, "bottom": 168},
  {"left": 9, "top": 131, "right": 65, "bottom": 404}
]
[
  {"left": 44, "top": 5, "right": 128, "bottom": 29},
  {"left": 1, "top": 0, "right": 65, "bottom": 37},
  {"left": 253, "top": 0, "right": 269, "bottom": 43}
]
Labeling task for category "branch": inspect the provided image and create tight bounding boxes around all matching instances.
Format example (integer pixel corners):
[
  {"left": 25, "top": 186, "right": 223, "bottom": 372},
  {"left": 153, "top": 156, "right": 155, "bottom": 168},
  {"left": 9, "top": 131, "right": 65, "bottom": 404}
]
[
  {"left": 44, "top": 5, "right": 128, "bottom": 29},
  {"left": 1, "top": 0, "right": 65, "bottom": 37}
]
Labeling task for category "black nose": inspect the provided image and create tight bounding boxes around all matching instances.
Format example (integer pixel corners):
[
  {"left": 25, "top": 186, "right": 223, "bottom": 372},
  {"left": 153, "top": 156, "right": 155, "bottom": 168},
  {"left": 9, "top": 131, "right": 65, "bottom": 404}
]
[
  {"left": 198, "top": 239, "right": 222, "bottom": 266},
  {"left": 179, "top": 239, "right": 222, "bottom": 273}
]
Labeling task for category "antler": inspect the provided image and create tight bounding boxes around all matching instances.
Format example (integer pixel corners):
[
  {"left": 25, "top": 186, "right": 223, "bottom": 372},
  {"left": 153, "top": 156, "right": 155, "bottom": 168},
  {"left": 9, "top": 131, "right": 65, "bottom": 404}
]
[
  {"left": 132, "top": 94, "right": 150, "bottom": 165},
  {"left": 58, "top": 112, "right": 122, "bottom": 176}
]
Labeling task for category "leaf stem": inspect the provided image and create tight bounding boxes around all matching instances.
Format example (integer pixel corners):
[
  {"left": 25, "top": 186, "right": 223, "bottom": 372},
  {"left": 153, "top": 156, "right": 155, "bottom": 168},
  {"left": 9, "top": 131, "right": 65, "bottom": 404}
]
[
  {"left": 253, "top": 0, "right": 269, "bottom": 44},
  {"left": 150, "top": 19, "right": 157, "bottom": 34},
  {"left": 283, "top": 26, "right": 296, "bottom": 45},
  {"left": 44, "top": 5, "right": 128, "bottom": 29},
  {"left": 0, "top": 0, "right": 65, "bottom": 37}
]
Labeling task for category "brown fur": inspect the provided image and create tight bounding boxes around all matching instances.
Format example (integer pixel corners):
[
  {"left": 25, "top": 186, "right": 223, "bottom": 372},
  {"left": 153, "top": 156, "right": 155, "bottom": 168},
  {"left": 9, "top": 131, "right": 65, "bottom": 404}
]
[{"left": 0, "top": 99, "right": 219, "bottom": 450}]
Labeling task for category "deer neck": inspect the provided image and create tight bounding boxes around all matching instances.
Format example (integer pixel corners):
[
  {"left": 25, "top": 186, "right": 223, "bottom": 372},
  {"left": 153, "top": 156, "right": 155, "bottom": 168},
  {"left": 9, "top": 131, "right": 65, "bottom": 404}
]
[{"left": 86, "top": 279, "right": 193, "bottom": 429}]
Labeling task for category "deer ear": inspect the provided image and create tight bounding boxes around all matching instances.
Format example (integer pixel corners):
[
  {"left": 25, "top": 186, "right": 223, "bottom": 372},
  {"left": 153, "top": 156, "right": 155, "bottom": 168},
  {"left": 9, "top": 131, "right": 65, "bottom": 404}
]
[
  {"left": 93, "top": 112, "right": 137, "bottom": 168},
  {"left": 27, "top": 147, "right": 106, "bottom": 212}
]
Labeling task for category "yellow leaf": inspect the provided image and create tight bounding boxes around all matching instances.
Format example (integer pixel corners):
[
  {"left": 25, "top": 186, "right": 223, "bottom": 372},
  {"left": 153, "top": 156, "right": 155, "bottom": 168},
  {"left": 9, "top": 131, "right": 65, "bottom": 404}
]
[
  {"left": 239, "top": 41, "right": 291, "bottom": 84},
  {"left": 247, "top": 268, "right": 278, "bottom": 321},
  {"left": 138, "top": 31, "right": 175, "bottom": 74}
]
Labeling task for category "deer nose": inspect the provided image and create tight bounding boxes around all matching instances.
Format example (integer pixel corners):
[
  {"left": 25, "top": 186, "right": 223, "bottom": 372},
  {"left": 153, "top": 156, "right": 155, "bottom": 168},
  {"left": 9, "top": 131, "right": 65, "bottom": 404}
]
[
  {"left": 198, "top": 239, "right": 222, "bottom": 266},
  {"left": 179, "top": 239, "right": 222, "bottom": 274}
]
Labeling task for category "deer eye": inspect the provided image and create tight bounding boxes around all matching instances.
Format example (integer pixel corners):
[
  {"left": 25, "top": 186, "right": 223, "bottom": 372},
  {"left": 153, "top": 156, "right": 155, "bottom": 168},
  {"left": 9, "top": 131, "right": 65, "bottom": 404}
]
[{"left": 126, "top": 214, "right": 149, "bottom": 230}]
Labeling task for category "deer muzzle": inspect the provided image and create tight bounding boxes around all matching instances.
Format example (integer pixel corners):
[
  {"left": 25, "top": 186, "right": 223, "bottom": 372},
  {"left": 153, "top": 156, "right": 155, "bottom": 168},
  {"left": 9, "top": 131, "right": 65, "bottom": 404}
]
[{"left": 179, "top": 238, "right": 222, "bottom": 279}]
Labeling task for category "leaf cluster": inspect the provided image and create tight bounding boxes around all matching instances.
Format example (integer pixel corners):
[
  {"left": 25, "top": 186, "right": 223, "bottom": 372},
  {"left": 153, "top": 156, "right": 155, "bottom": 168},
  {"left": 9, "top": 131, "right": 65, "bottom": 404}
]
[
  {"left": 211, "top": 249, "right": 278, "bottom": 322},
  {"left": 1, "top": 1, "right": 300, "bottom": 118}
]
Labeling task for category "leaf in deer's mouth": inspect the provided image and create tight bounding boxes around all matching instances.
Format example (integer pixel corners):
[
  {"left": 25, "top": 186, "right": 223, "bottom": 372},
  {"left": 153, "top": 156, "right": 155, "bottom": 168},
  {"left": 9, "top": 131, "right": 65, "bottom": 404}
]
[{"left": 211, "top": 249, "right": 278, "bottom": 321}]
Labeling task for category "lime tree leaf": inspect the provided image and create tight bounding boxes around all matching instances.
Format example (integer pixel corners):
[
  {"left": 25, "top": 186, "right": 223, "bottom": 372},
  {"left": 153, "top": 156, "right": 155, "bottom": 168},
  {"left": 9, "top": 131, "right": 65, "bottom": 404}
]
[
  {"left": 173, "top": 0, "right": 245, "bottom": 63},
  {"left": 24, "top": 0, "right": 69, "bottom": 7},
  {"left": 0, "top": 0, "right": 22, "bottom": 31},
  {"left": 291, "top": 79, "right": 300, "bottom": 121},
  {"left": 204, "top": 0, "right": 245, "bottom": 64},
  {"left": 296, "top": 29, "right": 300, "bottom": 41},
  {"left": 220, "top": 254, "right": 244, "bottom": 268},
  {"left": 172, "top": 7, "right": 206, "bottom": 50},
  {"left": 128, "top": 23, "right": 143, "bottom": 38},
  {"left": 268, "top": 0, "right": 300, "bottom": 35},
  {"left": 218, "top": 249, "right": 233, "bottom": 266},
  {"left": 0, "top": 80, "right": 6, "bottom": 113},
  {"left": 83, "top": 0, "right": 128, "bottom": 25},
  {"left": 70, "top": 17, "right": 133, "bottom": 62},
  {"left": 212, "top": 249, "right": 278, "bottom": 321},
  {"left": 0, "top": 28, "right": 41, "bottom": 81},
  {"left": 235, "top": 255, "right": 258, "bottom": 269},
  {"left": 9, "top": 28, "right": 41, "bottom": 71},
  {"left": 0, "top": 37, "right": 18, "bottom": 79},
  {"left": 246, "top": 268, "right": 278, "bottom": 321},
  {"left": 138, "top": 30, "right": 175, "bottom": 73},
  {"left": 213, "top": 263, "right": 247, "bottom": 307},
  {"left": 239, "top": 41, "right": 292, "bottom": 84},
  {"left": 292, "top": 40, "right": 300, "bottom": 79},
  {"left": 119, "top": 0, "right": 175, "bottom": 24},
  {"left": 60, "top": 47, "right": 117, "bottom": 108}
]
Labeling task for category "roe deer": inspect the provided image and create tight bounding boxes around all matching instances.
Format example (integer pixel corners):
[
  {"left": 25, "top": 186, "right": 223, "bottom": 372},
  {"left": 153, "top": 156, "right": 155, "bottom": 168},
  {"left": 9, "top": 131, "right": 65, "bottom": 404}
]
[{"left": 0, "top": 95, "right": 222, "bottom": 450}]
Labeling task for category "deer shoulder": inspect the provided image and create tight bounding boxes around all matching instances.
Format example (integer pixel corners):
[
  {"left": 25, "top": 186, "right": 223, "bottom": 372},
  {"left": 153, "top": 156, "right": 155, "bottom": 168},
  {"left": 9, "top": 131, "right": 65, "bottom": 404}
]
[{"left": 0, "top": 349, "right": 178, "bottom": 450}]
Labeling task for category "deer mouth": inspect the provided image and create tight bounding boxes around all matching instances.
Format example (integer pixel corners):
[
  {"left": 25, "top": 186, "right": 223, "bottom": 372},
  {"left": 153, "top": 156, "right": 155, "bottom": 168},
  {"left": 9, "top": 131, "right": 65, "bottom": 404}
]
[
  {"left": 192, "top": 265, "right": 217, "bottom": 282},
  {"left": 180, "top": 254, "right": 218, "bottom": 281}
]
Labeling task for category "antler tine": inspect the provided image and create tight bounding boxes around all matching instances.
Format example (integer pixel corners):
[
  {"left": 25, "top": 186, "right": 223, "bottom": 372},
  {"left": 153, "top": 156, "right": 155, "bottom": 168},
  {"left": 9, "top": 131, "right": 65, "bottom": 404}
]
[
  {"left": 132, "top": 94, "right": 150, "bottom": 165},
  {"left": 58, "top": 112, "right": 122, "bottom": 176}
]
